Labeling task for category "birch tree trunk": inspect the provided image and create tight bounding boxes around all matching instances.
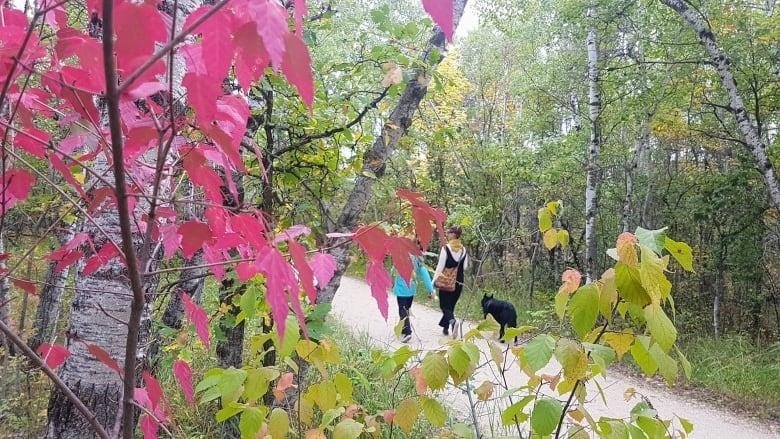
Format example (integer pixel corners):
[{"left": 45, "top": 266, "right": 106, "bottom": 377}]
[
  {"left": 28, "top": 225, "right": 78, "bottom": 353},
  {"left": 0, "top": 235, "right": 11, "bottom": 354},
  {"left": 316, "top": 0, "right": 469, "bottom": 305},
  {"left": 660, "top": 0, "right": 780, "bottom": 208},
  {"left": 584, "top": 18, "right": 602, "bottom": 283}
]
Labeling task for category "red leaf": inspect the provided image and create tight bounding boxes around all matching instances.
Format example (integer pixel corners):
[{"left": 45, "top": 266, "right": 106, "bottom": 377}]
[
  {"left": 139, "top": 414, "right": 159, "bottom": 439},
  {"left": 114, "top": 1, "right": 168, "bottom": 77},
  {"left": 82, "top": 243, "right": 121, "bottom": 276},
  {"left": 233, "top": 23, "right": 270, "bottom": 90},
  {"left": 230, "top": 213, "right": 268, "bottom": 251},
  {"left": 397, "top": 189, "right": 447, "bottom": 249},
  {"left": 421, "top": 0, "right": 454, "bottom": 41},
  {"left": 159, "top": 224, "right": 181, "bottom": 260},
  {"left": 273, "top": 224, "right": 310, "bottom": 244},
  {"left": 366, "top": 261, "right": 391, "bottom": 320},
  {"left": 309, "top": 252, "right": 336, "bottom": 287},
  {"left": 256, "top": 247, "right": 299, "bottom": 340},
  {"left": 289, "top": 239, "right": 316, "bottom": 303},
  {"left": 49, "top": 154, "right": 87, "bottom": 198},
  {"left": 14, "top": 127, "right": 49, "bottom": 158},
  {"left": 387, "top": 236, "right": 421, "bottom": 284},
  {"left": 191, "top": 9, "right": 234, "bottom": 83},
  {"left": 87, "top": 343, "right": 123, "bottom": 375},
  {"left": 12, "top": 278, "right": 37, "bottom": 295},
  {"left": 178, "top": 221, "right": 212, "bottom": 259},
  {"left": 181, "top": 148, "right": 224, "bottom": 204},
  {"left": 36, "top": 343, "right": 70, "bottom": 369},
  {"left": 0, "top": 169, "right": 36, "bottom": 216},
  {"left": 172, "top": 360, "right": 195, "bottom": 406},
  {"left": 181, "top": 293, "right": 210, "bottom": 349},
  {"left": 354, "top": 225, "right": 388, "bottom": 262},
  {"left": 293, "top": 0, "right": 307, "bottom": 35},
  {"left": 281, "top": 32, "right": 314, "bottom": 111},
  {"left": 240, "top": 0, "right": 289, "bottom": 67},
  {"left": 273, "top": 372, "right": 297, "bottom": 401},
  {"left": 143, "top": 371, "right": 164, "bottom": 407}
]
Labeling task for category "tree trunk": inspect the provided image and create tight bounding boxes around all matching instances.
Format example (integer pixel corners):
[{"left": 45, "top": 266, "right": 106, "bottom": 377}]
[
  {"left": 584, "top": 18, "right": 602, "bottom": 283},
  {"left": 28, "top": 226, "right": 77, "bottom": 353},
  {"left": 660, "top": 0, "right": 780, "bottom": 208},
  {"left": 0, "top": 234, "right": 12, "bottom": 354},
  {"left": 622, "top": 119, "right": 651, "bottom": 233},
  {"left": 317, "top": 0, "right": 469, "bottom": 305}
]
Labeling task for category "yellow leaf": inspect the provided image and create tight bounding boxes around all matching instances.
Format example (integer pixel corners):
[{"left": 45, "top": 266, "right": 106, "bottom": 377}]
[
  {"left": 305, "top": 429, "right": 326, "bottom": 439},
  {"left": 557, "top": 229, "right": 570, "bottom": 247},
  {"left": 267, "top": 408, "right": 289, "bottom": 439},
  {"left": 664, "top": 237, "right": 694, "bottom": 272},
  {"left": 616, "top": 232, "right": 639, "bottom": 267},
  {"left": 597, "top": 268, "right": 617, "bottom": 321},
  {"left": 639, "top": 245, "right": 671, "bottom": 302},
  {"left": 394, "top": 398, "right": 418, "bottom": 433},
  {"left": 474, "top": 381, "right": 494, "bottom": 401},
  {"left": 603, "top": 332, "right": 634, "bottom": 360},
  {"left": 543, "top": 229, "right": 559, "bottom": 250},
  {"left": 554, "top": 338, "right": 588, "bottom": 380},
  {"left": 538, "top": 207, "right": 553, "bottom": 232}
]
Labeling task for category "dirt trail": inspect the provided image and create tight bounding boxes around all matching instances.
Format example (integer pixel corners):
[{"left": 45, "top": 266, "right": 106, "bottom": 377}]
[{"left": 332, "top": 277, "right": 780, "bottom": 438}]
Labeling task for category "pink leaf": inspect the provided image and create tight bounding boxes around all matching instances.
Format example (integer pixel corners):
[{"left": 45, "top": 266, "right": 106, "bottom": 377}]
[
  {"left": 366, "top": 261, "right": 391, "bottom": 320},
  {"left": 159, "top": 224, "right": 181, "bottom": 260},
  {"left": 309, "top": 252, "right": 336, "bottom": 287},
  {"left": 421, "top": 0, "right": 454, "bottom": 41},
  {"left": 182, "top": 149, "right": 224, "bottom": 204},
  {"left": 241, "top": 0, "right": 289, "bottom": 67},
  {"left": 178, "top": 221, "right": 212, "bottom": 259},
  {"left": 387, "top": 236, "right": 421, "bottom": 284},
  {"left": 273, "top": 224, "right": 310, "bottom": 244},
  {"left": 289, "top": 239, "right": 316, "bottom": 303},
  {"left": 139, "top": 414, "right": 159, "bottom": 439},
  {"left": 36, "top": 343, "right": 70, "bottom": 369},
  {"left": 325, "top": 232, "right": 354, "bottom": 238},
  {"left": 256, "top": 247, "right": 299, "bottom": 340},
  {"left": 87, "top": 343, "right": 123, "bottom": 375},
  {"left": 172, "top": 360, "right": 195, "bottom": 406},
  {"left": 293, "top": 0, "right": 307, "bottom": 35},
  {"left": 12, "top": 278, "right": 37, "bottom": 295},
  {"left": 397, "top": 189, "right": 447, "bottom": 250},
  {"left": 182, "top": 293, "right": 210, "bottom": 349},
  {"left": 281, "top": 32, "right": 314, "bottom": 110},
  {"left": 0, "top": 169, "right": 36, "bottom": 216},
  {"left": 143, "top": 371, "right": 164, "bottom": 407}
]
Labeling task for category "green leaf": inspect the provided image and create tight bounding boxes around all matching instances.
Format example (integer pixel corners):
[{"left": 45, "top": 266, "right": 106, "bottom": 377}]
[
  {"left": 635, "top": 227, "right": 667, "bottom": 255},
  {"left": 501, "top": 395, "right": 533, "bottom": 426},
  {"left": 598, "top": 418, "right": 630, "bottom": 439},
  {"left": 675, "top": 346, "right": 692, "bottom": 379},
  {"left": 598, "top": 269, "right": 618, "bottom": 322},
  {"left": 276, "top": 316, "right": 300, "bottom": 359},
  {"left": 538, "top": 208, "right": 553, "bottom": 232},
  {"left": 215, "top": 403, "right": 242, "bottom": 422},
  {"left": 644, "top": 303, "right": 677, "bottom": 351},
  {"left": 219, "top": 368, "right": 248, "bottom": 404},
  {"left": 603, "top": 332, "right": 634, "bottom": 360},
  {"left": 239, "top": 407, "right": 264, "bottom": 439},
  {"left": 554, "top": 338, "right": 588, "bottom": 380},
  {"left": 583, "top": 342, "right": 617, "bottom": 373},
  {"left": 448, "top": 345, "right": 471, "bottom": 376},
  {"left": 557, "top": 229, "right": 570, "bottom": 247},
  {"left": 569, "top": 284, "right": 599, "bottom": 339},
  {"left": 615, "top": 263, "right": 651, "bottom": 307},
  {"left": 452, "top": 422, "right": 475, "bottom": 438},
  {"left": 637, "top": 415, "right": 667, "bottom": 439},
  {"left": 638, "top": 246, "right": 671, "bottom": 302},
  {"left": 237, "top": 286, "right": 258, "bottom": 324},
  {"left": 531, "top": 398, "right": 563, "bottom": 436},
  {"left": 421, "top": 352, "right": 449, "bottom": 390},
  {"left": 334, "top": 372, "right": 354, "bottom": 403},
  {"left": 543, "top": 229, "right": 559, "bottom": 250},
  {"left": 319, "top": 407, "right": 344, "bottom": 428},
  {"left": 521, "top": 334, "right": 556, "bottom": 372},
  {"left": 268, "top": 408, "right": 289, "bottom": 439},
  {"left": 630, "top": 336, "right": 658, "bottom": 376},
  {"left": 420, "top": 396, "right": 447, "bottom": 427},
  {"left": 664, "top": 237, "right": 694, "bottom": 272},
  {"left": 244, "top": 368, "right": 270, "bottom": 402},
  {"left": 555, "top": 289, "right": 568, "bottom": 320},
  {"left": 333, "top": 418, "right": 364, "bottom": 439},
  {"left": 394, "top": 398, "right": 418, "bottom": 433},
  {"left": 649, "top": 343, "right": 678, "bottom": 384},
  {"left": 461, "top": 342, "right": 481, "bottom": 364},
  {"left": 678, "top": 417, "right": 694, "bottom": 434}
]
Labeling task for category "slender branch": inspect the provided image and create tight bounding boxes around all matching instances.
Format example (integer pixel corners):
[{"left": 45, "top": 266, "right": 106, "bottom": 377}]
[
  {"left": 101, "top": 0, "right": 147, "bottom": 437},
  {"left": 116, "top": 0, "right": 231, "bottom": 96},
  {"left": 0, "top": 319, "right": 110, "bottom": 439}
]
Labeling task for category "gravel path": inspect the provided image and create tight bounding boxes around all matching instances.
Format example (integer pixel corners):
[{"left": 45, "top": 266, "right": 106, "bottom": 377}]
[{"left": 332, "top": 276, "right": 780, "bottom": 438}]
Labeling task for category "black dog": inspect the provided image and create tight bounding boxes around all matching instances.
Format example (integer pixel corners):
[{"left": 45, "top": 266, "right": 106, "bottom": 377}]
[{"left": 481, "top": 293, "right": 518, "bottom": 344}]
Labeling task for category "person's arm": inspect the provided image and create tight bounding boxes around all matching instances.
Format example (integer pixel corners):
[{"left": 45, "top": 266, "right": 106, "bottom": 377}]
[
  {"left": 416, "top": 258, "right": 434, "bottom": 293},
  {"left": 432, "top": 246, "right": 447, "bottom": 281},
  {"left": 463, "top": 251, "right": 469, "bottom": 272}
]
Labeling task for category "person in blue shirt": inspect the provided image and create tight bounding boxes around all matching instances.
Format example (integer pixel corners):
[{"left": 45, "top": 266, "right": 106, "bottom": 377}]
[{"left": 392, "top": 244, "right": 434, "bottom": 343}]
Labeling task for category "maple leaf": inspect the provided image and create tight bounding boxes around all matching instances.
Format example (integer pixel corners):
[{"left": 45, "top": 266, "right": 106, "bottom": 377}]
[
  {"left": 200, "top": 95, "right": 249, "bottom": 172},
  {"left": 114, "top": 1, "right": 168, "bottom": 77},
  {"left": 87, "top": 343, "right": 123, "bottom": 375},
  {"left": 274, "top": 224, "right": 311, "bottom": 244},
  {"left": 14, "top": 127, "right": 49, "bottom": 158},
  {"left": 0, "top": 169, "right": 36, "bottom": 216},
  {"left": 386, "top": 236, "right": 421, "bottom": 284},
  {"left": 281, "top": 32, "right": 314, "bottom": 111},
  {"left": 185, "top": 8, "right": 234, "bottom": 83},
  {"left": 397, "top": 189, "right": 447, "bottom": 249},
  {"left": 239, "top": 0, "right": 289, "bottom": 67},
  {"left": 366, "top": 261, "right": 391, "bottom": 319},
  {"left": 36, "top": 343, "right": 70, "bottom": 369},
  {"left": 178, "top": 221, "right": 212, "bottom": 259},
  {"left": 309, "top": 252, "right": 336, "bottom": 287},
  {"left": 139, "top": 414, "right": 159, "bottom": 439},
  {"left": 181, "top": 292, "right": 210, "bottom": 349},
  {"left": 12, "top": 278, "right": 37, "bottom": 295},
  {"left": 256, "top": 247, "right": 300, "bottom": 340},
  {"left": 159, "top": 224, "right": 181, "bottom": 260},
  {"left": 82, "top": 242, "right": 122, "bottom": 276},
  {"left": 289, "top": 239, "right": 316, "bottom": 303},
  {"left": 233, "top": 23, "right": 271, "bottom": 90},
  {"left": 293, "top": 0, "right": 308, "bottom": 35},
  {"left": 354, "top": 225, "right": 388, "bottom": 262},
  {"left": 421, "top": 0, "right": 454, "bottom": 41},
  {"left": 230, "top": 213, "right": 269, "bottom": 250},
  {"left": 273, "top": 372, "right": 297, "bottom": 401},
  {"left": 172, "top": 360, "right": 195, "bottom": 406}
]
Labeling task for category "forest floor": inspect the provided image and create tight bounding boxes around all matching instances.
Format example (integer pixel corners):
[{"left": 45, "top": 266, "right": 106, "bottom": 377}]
[{"left": 332, "top": 276, "right": 780, "bottom": 439}]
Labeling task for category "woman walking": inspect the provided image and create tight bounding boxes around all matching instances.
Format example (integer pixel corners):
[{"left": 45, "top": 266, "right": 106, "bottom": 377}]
[
  {"left": 392, "top": 239, "right": 434, "bottom": 343},
  {"left": 432, "top": 226, "right": 468, "bottom": 337}
]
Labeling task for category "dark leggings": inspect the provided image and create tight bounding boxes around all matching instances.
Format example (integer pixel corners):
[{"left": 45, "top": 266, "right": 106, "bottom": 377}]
[
  {"left": 397, "top": 296, "right": 414, "bottom": 335},
  {"left": 438, "top": 289, "right": 461, "bottom": 328}
]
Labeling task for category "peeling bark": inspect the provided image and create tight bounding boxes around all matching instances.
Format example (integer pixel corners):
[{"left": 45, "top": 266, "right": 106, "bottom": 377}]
[{"left": 660, "top": 0, "right": 780, "bottom": 208}]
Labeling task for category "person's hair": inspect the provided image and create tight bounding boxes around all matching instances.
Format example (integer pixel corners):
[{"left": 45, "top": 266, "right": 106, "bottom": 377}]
[{"left": 447, "top": 226, "right": 462, "bottom": 238}]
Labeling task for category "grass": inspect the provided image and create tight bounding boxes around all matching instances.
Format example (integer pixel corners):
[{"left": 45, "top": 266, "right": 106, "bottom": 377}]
[{"left": 678, "top": 335, "right": 780, "bottom": 421}]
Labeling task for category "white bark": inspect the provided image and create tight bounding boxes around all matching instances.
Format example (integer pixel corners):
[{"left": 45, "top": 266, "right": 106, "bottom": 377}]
[
  {"left": 0, "top": 235, "right": 11, "bottom": 352},
  {"left": 584, "top": 19, "right": 602, "bottom": 283},
  {"left": 660, "top": 0, "right": 780, "bottom": 208}
]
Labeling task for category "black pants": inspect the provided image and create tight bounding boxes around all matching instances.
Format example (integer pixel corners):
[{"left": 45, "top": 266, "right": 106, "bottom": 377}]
[
  {"left": 438, "top": 289, "right": 461, "bottom": 329},
  {"left": 397, "top": 296, "right": 414, "bottom": 336}
]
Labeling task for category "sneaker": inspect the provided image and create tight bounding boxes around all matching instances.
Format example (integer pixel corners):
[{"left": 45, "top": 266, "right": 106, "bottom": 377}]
[
  {"left": 449, "top": 319, "right": 457, "bottom": 338},
  {"left": 401, "top": 333, "right": 412, "bottom": 343},
  {"left": 442, "top": 326, "right": 449, "bottom": 336}
]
